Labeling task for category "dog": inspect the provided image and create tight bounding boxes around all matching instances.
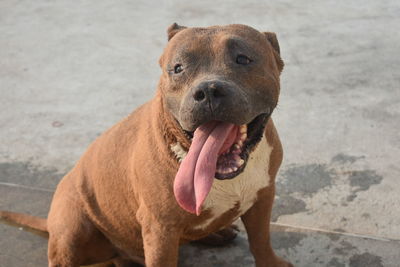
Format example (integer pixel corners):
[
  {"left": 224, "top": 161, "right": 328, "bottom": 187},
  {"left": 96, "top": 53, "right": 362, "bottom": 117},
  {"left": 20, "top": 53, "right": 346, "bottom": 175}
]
[{"left": 1, "top": 23, "right": 292, "bottom": 267}]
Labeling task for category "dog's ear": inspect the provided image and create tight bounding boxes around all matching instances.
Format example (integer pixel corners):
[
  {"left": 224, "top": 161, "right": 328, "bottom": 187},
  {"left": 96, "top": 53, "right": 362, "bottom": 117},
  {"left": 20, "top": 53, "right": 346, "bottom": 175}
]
[
  {"left": 263, "top": 32, "right": 284, "bottom": 73},
  {"left": 264, "top": 32, "right": 280, "bottom": 55},
  {"left": 167, "top": 23, "right": 187, "bottom": 41}
]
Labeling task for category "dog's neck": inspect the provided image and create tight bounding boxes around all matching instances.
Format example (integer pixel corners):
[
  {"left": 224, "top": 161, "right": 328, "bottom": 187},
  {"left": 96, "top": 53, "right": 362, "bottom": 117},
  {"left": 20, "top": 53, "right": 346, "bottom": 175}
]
[{"left": 155, "top": 91, "right": 191, "bottom": 162}]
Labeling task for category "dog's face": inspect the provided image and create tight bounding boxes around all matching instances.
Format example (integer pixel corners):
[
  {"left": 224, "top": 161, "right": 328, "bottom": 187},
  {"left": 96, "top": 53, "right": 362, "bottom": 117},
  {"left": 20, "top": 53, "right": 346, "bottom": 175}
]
[{"left": 160, "top": 24, "right": 284, "bottom": 180}]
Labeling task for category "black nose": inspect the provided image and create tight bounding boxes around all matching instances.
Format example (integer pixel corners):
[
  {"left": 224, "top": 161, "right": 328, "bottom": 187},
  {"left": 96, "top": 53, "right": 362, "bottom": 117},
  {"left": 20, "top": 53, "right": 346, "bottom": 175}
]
[{"left": 193, "top": 81, "right": 228, "bottom": 102}]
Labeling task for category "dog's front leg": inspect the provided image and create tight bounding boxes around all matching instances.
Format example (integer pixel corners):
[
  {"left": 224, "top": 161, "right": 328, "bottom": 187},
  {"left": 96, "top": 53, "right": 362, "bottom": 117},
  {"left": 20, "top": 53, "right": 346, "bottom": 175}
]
[
  {"left": 241, "top": 186, "right": 293, "bottom": 267},
  {"left": 140, "top": 214, "right": 181, "bottom": 267}
]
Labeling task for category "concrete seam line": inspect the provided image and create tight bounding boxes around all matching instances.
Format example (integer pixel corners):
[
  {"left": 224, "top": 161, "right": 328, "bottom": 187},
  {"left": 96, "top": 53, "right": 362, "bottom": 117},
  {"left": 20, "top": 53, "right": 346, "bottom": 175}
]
[
  {"left": 270, "top": 222, "right": 397, "bottom": 242},
  {"left": 0, "top": 182, "right": 54, "bottom": 193}
]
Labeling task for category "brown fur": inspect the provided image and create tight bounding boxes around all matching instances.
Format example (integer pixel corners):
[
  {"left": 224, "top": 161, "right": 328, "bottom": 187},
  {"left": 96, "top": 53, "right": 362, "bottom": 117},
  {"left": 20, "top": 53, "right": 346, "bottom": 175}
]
[{"left": 0, "top": 24, "right": 292, "bottom": 267}]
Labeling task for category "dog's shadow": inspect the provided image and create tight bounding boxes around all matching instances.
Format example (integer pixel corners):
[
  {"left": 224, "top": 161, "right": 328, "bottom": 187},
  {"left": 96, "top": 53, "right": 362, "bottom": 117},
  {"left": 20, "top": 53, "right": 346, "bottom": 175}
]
[
  {"left": 179, "top": 231, "right": 255, "bottom": 267},
  {"left": 178, "top": 224, "right": 304, "bottom": 267}
]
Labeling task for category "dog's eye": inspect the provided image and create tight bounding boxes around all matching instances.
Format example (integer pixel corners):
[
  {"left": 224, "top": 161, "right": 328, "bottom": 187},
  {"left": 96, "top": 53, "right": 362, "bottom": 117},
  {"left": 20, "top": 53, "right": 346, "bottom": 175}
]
[
  {"left": 236, "top": 55, "right": 252, "bottom": 65},
  {"left": 174, "top": 64, "right": 183, "bottom": 74}
]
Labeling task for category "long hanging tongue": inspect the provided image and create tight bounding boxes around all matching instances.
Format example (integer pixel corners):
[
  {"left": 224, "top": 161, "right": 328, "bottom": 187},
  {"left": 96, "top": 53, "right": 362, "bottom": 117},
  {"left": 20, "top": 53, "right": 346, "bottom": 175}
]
[{"left": 173, "top": 121, "right": 236, "bottom": 215}]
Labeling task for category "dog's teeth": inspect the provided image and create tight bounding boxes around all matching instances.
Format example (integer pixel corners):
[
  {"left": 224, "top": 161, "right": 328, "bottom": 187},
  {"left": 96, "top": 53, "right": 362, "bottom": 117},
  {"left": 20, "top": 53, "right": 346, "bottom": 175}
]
[
  {"left": 233, "top": 155, "right": 241, "bottom": 161},
  {"left": 232, "top": 166, "right": 238, "bottom": 172},
  {"left": 233, "top": 144, "right": 240, "bottom": 150},
  {"left": 240, "top": 125, "right": 247, "bottom": 134},
  {"left": 240, "top": 133, "right": 247, "bottom": 141},
  {"left": 237, "top": 140, "right": 243, "bottom": 146},
  {"left": 238, "top": 159, "right": 244, "bottom": 166}
]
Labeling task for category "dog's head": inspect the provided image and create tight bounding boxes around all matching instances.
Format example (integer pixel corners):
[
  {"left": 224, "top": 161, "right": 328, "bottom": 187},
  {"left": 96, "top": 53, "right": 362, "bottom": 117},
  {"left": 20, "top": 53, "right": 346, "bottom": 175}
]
[{"left": 158, "top": 24, "right": 284, "bottom": 214}]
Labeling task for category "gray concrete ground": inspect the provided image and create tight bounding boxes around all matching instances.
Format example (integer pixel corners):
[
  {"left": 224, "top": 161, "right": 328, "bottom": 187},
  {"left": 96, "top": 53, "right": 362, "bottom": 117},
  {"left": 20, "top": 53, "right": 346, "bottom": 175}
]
[{"left": 1, "top": 0, "right": 399, "bottom": 266}]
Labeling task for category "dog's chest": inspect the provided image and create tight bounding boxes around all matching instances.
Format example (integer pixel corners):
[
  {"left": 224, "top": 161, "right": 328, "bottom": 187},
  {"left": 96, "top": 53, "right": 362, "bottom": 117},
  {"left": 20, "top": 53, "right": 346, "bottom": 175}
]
[{"left": 194, "top": 137, "right": 272, "bottom": 230}]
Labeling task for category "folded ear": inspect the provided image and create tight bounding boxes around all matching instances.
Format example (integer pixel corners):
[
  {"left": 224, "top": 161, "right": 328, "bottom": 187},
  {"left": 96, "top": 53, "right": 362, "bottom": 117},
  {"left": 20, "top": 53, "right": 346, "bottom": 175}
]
[
  {"left": 263, "top": 32, "right": 284, "bottom": 73},
  {"left": 167, "top": 23, "right": 187, "bottom": 41},
  {"left": 264, "top": 32, "right": 280, "bottom": 54}
]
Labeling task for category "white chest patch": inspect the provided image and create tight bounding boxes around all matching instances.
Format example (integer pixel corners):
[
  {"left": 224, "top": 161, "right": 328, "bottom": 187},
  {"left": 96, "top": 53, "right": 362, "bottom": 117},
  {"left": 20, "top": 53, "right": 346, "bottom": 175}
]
[{"left": 171, "top": 136, "right": 272, "bottom": 230}]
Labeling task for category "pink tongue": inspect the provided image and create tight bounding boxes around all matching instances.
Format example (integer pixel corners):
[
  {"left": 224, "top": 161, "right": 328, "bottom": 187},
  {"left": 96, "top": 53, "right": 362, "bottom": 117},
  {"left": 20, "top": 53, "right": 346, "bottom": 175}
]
[{"left": 173, "top": 121, "right": 236, "bottom": 215}]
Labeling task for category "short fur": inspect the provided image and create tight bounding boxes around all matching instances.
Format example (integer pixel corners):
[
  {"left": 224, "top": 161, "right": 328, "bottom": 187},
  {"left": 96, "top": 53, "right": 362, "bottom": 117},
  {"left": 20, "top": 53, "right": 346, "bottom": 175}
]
[{"left": 0, "top": 24, "right": 292, "bottom": 267}]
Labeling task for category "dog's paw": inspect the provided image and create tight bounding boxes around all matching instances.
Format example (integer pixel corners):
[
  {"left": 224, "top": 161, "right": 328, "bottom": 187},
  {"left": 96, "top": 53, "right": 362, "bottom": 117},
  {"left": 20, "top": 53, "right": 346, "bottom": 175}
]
[
  {"left": 194, "top": 225, "right": 239, "bottom": 246},
  {"left": 110, "top": 256, "right": 145, "bottom": 267}
]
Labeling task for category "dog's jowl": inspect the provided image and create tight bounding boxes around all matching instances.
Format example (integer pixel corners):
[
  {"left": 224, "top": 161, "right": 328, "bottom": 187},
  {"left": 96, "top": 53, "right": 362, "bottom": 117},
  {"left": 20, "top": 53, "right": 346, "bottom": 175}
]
[{"left": 1, "top": 24, "right": 292, "bottom": 267}]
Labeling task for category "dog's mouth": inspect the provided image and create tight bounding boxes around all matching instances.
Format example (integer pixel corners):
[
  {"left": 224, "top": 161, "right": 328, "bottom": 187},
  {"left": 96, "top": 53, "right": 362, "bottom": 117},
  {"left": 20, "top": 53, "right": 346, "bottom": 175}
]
[
  {"left": 173, "top": 113, "right": 269, "bottom": 215},
  {"left": 183, "top": 113, "right": 269, "bottom": 180}
]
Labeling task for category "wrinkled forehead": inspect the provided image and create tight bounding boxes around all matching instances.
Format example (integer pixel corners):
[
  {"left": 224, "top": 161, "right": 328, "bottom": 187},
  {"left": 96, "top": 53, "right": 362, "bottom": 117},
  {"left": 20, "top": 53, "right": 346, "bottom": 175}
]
[{"left": 162, "top": 25, "right": 267, "bottom": 62}]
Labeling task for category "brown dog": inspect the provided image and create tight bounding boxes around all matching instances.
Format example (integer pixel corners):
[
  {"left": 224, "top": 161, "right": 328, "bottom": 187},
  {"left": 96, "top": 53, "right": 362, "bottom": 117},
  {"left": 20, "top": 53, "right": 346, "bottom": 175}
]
[{"left": 1, "top": 23, "right": 292, "bottom": 267}]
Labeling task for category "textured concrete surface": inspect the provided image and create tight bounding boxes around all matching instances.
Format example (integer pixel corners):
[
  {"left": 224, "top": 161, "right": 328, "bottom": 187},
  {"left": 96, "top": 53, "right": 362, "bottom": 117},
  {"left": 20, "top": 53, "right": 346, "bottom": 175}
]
[{"left": 1, "top": 0, "right": 399, "bottom": 266}]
